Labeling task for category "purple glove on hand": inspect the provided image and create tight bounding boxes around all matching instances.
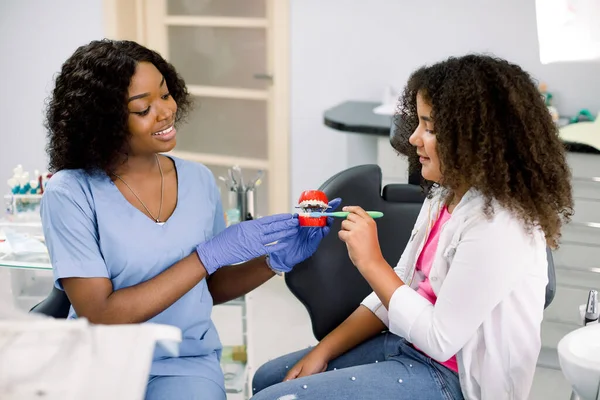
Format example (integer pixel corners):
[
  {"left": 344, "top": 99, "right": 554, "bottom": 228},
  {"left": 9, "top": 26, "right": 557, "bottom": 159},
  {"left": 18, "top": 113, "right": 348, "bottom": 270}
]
[
  {"left": 196, "top": 213, "right": 299, "bottom": 275},
  {"left": 268, "top": 198, "right": 342, "bottom": 273}
]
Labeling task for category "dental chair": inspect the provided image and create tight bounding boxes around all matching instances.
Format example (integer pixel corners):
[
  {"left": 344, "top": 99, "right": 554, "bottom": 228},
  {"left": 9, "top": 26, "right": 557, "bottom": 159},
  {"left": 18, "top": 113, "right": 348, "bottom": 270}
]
[
  {"left": 30, "top": 286, "right": 71, "bottom": 318},
  {"left": 284, "top": 164, "right": 556, "bottom": 341}
]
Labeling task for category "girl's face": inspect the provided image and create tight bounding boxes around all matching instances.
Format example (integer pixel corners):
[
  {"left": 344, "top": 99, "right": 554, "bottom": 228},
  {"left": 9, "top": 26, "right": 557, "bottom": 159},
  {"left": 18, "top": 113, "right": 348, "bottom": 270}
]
[
  {"left": 409, "top": 92, "right": 442, "bottom": 183},
  {"left": 126, "top": 62, "right": 178, "bottom": 156}
]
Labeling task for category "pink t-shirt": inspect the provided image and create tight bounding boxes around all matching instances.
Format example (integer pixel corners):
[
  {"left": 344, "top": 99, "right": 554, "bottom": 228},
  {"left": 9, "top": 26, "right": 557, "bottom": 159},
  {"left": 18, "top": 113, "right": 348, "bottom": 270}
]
[{"left": 413, "top": 206, "right": 458, "bottom": 373}]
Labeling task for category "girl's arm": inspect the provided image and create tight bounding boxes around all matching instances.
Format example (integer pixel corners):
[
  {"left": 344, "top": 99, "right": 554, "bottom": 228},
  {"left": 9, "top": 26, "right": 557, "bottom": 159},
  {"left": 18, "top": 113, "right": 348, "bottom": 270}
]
[{"left": 311, "top": 305, "right": 387, "bottom": 360}]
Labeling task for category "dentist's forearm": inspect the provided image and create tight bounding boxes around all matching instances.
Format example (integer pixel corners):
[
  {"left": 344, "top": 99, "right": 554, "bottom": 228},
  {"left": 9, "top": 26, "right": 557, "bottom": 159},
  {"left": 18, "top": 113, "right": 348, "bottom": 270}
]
[
  {"left": 208, "top": 256, "right": 275, "bottom": 304},
  {"left": 62, "top": 251, "right": 208, "bottom": 324}
]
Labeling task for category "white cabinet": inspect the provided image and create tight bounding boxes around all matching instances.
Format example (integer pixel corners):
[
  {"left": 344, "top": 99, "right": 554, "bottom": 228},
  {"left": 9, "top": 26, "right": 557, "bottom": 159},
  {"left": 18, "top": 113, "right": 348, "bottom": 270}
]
[{"left": 537, "top": 152, "right": 600, "bottom": 397}]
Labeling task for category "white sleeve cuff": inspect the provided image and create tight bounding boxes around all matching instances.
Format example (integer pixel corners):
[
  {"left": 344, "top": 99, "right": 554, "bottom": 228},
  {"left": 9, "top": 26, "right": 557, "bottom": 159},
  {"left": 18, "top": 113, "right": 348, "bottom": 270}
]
[
  {"left": 387, "top": 285, "right": 432, "bottom": 341},
  {"left": 360, "top": 291, "right": 389, "bottom": 327}
]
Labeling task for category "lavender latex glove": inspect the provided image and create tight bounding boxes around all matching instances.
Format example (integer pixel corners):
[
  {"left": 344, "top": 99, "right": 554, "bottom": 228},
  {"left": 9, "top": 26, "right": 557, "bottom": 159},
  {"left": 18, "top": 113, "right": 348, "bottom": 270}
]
[
  {"left": 268, "top": 198, "right": 342, "bottom": 273},
  {"left": 196, "top": 213, "right": 299, "bottom": 275}
]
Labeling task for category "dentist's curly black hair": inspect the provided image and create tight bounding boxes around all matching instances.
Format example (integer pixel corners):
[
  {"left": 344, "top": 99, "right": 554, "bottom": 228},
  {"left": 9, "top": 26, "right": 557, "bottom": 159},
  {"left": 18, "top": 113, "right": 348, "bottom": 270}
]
[
  {"left": 45, "top": 39, "right": 191, "bottom": 173},
  {"left": 391, "top": 54, "right": 573, "bottom": 248}
]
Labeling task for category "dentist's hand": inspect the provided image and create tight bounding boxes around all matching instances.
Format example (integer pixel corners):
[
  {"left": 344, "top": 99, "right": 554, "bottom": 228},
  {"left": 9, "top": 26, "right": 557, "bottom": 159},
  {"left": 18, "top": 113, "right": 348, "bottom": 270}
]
[
  {"left": 196, "top": 214, "right": 299, "bottom": 275},
  {"left": 268, "top": 198, "right": 342, "bottom": 273}
]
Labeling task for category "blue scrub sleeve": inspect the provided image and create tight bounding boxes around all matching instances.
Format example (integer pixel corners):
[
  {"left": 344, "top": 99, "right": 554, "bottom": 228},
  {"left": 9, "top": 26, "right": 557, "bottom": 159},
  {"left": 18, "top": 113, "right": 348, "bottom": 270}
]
[{"left": 40, "top": 185, "right": 109, "bottom": 290}]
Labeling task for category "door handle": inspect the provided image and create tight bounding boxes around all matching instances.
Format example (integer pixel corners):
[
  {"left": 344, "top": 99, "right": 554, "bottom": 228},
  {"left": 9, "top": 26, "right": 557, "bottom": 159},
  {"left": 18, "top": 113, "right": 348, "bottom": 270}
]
[{"left": 253, "top": 73, "right": 273, "bottom": 81}]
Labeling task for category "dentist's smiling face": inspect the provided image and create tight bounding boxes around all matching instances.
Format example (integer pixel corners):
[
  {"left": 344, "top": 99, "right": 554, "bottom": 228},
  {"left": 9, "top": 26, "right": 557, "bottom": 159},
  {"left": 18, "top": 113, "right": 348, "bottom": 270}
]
[
  {"left": 409, "top": 91, "right": 443, "bottom": 183},
  {"left": 126, "top": 61, "right": 178, "bottom": 156}
]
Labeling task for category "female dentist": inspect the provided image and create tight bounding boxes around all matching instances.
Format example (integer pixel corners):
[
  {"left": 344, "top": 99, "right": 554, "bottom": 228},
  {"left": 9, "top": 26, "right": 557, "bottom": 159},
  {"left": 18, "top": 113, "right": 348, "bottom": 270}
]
[{"left": 40, "top": 39, "right": 339, "bottom": 400}]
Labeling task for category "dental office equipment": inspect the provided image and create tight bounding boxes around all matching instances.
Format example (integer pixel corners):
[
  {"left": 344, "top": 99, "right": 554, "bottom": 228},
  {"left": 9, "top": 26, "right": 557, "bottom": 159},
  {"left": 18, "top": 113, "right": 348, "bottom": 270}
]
[
  {"left": 297, "top": 190, "right": 330, "bottom": 227},
  {"left": 295, "top": 190, "right": 381, "bottom": 226},
  {"left": 17, "top": 171, "right": 30, "bottom": 195},
  {"left": 29, "top": 179, "right": 40, "bottom": 194},
  {"left": 245, "top": 189, "right": 256, "bottom": 220},
  {"left": 6, "top": 166, "right": 49, "bottom": 196},
  {"left": 4, "top": 166, "right": 50, "bottom": 217},
  {"left": 232, "top": 165, "right": 244, "bottom": 191},
  {"left": 584, "top": 290, "right": 599, "bottom": 326},
  {"left": 562, "top": 289, "right": 600, "bottom": 400},
  {"left": 7, "top": 178, "right": 19, "bottom": 195},
  {"left": 41, "top": 171, "right": 51, "bottom": 193},
  {"left": 218, "top": 166, "right": 264, "bottom": 224},
  {"left": 247, "top": 169, "right": 264, "bottom": 190},
  {"left": 218, "top": 176, "right": 231, "bottom": 191},
  {"left": 307, "top": 211, "right": 384, "bottom": 219}
]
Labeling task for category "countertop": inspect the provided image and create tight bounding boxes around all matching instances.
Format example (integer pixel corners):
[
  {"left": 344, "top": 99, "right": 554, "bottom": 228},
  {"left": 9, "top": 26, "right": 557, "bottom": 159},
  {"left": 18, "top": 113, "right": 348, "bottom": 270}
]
[{"left": 324, "top": 101, "right": 600, "bottom": 154}]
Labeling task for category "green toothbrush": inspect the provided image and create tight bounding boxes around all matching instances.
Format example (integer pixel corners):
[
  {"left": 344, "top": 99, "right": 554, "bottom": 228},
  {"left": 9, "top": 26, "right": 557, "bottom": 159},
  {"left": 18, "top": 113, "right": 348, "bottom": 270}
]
[{"left": 308, "top": 211, "right": 384, "bottom": 219}]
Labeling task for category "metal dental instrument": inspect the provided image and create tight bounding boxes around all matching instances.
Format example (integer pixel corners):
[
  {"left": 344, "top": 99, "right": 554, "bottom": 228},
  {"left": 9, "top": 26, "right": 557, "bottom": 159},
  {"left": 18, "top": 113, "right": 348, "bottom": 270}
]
[
  {"left": 218, "top": 176, "right": 232, "bottom": 191},
  {"left": 228, "top": 168, "right": 238, "bottom": 191},
  {"left": 232, "top": 165, "right": 244, "bottom": 191},
  {"left": 248, "top": 170, "right": 264, "bottom": 190}
]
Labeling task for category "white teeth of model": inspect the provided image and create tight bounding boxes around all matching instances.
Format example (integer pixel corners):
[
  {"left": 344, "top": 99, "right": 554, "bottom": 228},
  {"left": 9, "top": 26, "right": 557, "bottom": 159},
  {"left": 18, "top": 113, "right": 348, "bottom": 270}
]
[
  {"left": 154, "top": 126, "right": 173, "bottom": 136},
  {"left": 298, "top": 200, "right": 328, "bottom": 208}
]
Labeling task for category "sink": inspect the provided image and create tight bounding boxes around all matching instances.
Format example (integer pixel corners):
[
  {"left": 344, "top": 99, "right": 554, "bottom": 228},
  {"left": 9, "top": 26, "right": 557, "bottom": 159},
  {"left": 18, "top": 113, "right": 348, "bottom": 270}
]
[{"left": 558, "top": 324, "right": 600, "bottom": 400}]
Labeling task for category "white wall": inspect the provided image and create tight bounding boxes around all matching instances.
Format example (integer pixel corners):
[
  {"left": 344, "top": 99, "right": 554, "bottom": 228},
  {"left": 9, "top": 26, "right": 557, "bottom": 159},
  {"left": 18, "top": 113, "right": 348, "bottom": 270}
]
[
  {"left": 289, "top": 0, "right": 600, "bottom": 204},
  {"left": 3, "top": 0, "right": 599, "bottom": 209},
  {"left": 0, "top": 0, "right": 104, "bottom": 186}
]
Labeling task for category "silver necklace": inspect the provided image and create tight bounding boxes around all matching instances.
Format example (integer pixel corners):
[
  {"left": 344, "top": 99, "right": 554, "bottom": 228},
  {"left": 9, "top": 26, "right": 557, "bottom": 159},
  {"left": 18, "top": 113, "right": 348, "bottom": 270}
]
[{"left": 112, "top": 154, "right": 164, "bottom": 224}]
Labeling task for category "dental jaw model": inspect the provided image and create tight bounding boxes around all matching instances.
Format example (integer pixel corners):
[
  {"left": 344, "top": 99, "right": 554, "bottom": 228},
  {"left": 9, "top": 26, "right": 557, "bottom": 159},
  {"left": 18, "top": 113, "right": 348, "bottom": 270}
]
[{"left": 297, "top": 190, "right": 329, "bottom": 227}]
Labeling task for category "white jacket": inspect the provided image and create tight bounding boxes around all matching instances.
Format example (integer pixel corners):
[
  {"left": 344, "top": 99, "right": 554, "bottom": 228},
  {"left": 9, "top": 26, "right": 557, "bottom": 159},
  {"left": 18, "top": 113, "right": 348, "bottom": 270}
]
[{"left": 361, "top": 188, "right": 548, "bottom": 399}]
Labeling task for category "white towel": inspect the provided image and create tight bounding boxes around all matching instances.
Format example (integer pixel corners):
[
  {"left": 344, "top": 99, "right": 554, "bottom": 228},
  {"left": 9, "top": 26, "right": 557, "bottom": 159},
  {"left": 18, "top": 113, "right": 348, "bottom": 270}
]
[{"left": 0, "top": 302, "right": 181, "bottom": 400}]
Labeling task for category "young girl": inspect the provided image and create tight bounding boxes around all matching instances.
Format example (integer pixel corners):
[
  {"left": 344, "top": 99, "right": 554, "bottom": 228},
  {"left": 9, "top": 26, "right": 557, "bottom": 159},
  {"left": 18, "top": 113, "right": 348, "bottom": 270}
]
[{"left": 251, "top": 54, "right": 573, "bottom": 400}]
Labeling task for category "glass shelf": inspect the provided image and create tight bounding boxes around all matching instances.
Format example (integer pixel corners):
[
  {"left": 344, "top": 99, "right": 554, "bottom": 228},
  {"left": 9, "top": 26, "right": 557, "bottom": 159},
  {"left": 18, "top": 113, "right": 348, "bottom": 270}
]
[
  {"left": 0, "top": 253, "right": 51, "bottom": 270},
  {"left": 0, "top": 216, "right": 49, "bottom": 270}
]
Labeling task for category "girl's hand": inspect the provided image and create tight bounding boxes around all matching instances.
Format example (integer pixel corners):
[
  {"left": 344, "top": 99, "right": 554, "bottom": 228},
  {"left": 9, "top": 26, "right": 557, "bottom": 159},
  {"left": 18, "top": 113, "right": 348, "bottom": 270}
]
[
  {"left": 337, "top": 206, "right": 385, "bottom": 271},
  {"left": 284, "top": 348, "right": 329, "bottom": 380}
]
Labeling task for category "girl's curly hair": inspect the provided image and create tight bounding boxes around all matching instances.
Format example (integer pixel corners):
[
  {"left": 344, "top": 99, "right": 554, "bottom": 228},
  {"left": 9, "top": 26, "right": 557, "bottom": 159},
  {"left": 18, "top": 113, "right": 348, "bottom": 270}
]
[
  {"left": 391, "top": 54, "right": 573, "bottom": 248},
  {"left": 45, "top": 39, "right": 191, "bottom": 173}
]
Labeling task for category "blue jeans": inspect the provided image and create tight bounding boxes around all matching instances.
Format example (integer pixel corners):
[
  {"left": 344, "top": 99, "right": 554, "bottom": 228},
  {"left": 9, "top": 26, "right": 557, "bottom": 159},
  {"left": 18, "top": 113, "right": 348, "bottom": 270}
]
[
  {"left": 145, "top": 375, "right": 226, "bottom": 400},
  {"left": 251, "top": 332, "right": 463, "bottom": 400}
]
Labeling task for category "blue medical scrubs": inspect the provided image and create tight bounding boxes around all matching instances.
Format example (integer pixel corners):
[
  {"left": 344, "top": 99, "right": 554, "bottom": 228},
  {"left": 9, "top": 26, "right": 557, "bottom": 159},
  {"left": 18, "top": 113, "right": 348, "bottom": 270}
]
[{"left": 40, "top": 156, "right": 227, "bottom": 398}]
